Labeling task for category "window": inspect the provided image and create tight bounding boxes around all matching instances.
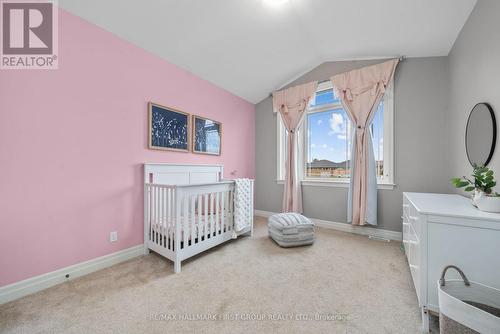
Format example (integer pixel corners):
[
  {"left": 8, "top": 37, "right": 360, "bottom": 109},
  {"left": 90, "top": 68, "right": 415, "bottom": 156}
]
[{"left": 277, "top": 81, "right": 394, "bottom": 188}]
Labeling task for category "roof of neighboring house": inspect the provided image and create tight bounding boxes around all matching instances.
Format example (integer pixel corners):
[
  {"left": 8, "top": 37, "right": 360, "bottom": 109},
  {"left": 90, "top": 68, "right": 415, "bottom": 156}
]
[{"left": 307, "top": 159, "right": 349, "bottom": 168}]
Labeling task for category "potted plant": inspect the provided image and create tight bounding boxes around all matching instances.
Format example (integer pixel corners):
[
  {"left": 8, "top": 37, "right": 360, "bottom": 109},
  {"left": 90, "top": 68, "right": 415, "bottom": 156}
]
[{"left": 451, "top": 165, "right": 500, "bottom": 212}]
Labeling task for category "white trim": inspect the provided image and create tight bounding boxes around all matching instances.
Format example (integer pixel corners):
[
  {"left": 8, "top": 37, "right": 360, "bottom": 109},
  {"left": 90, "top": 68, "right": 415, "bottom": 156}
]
[
  {"left": 276, "top": 113, "right": 286, "bottom": 181},
  {"left": 254, "top": 210, "right": 402, "bottom": 241},
  {"left": 0, "top": 245, "right": 143, "bottom": 305},
  {"left": 254, "top": 210, "right": 275, "bottom": 218},
  {"left": 276, "top": 179, "right": 395, "bottom": 190},
  {"left": 316, "top": 80, "right": 333, "bottom": 92},
  {"left": 381, "top": 82, "right": 395, "bottom": 185},
  {"left": 301, "top": 180, "right": 396, "bottom": 190}
]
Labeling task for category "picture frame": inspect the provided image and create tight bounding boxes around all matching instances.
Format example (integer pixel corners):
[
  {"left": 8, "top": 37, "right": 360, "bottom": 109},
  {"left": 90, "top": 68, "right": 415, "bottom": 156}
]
[
  {"left": 192, "top": 115, "right": 222, "bottom": 155},
  {"left": 148, "top": 102, "right": 190, "bottom": 152}
]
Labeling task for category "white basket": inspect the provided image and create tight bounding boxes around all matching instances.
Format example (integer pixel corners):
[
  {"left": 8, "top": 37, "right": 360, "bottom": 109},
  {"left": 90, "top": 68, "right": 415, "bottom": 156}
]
[{"left": 438, "top": 266, "right": 500, "bottom": 334}]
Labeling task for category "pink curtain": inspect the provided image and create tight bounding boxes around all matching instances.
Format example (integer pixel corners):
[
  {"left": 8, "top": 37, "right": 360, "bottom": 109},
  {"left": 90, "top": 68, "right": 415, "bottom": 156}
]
[
  {"left": 273, "top": 81, "right": 318, "bottom": 213},
  {"left": 331, "top": 59, "right": 399, "bottom": 225}
]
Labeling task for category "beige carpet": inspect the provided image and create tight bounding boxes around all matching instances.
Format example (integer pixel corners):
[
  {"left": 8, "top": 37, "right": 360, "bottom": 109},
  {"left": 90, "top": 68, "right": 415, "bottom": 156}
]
[{"left": 0, "top": 217, "right": 438, "bottom": 333}]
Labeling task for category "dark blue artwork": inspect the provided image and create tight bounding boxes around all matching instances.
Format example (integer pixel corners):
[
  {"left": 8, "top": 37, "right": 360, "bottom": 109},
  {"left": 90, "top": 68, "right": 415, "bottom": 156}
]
[
  {"left": 149, "top": 103, "right": 189, "bottom": 151},
  {"left": 193, "top": 116, "right": 221, "bottom": 155}
]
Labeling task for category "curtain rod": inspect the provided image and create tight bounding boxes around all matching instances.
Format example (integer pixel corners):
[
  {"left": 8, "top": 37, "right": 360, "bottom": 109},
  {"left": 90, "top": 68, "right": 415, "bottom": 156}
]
[{"left": 269, "top": 56, "right": 405, "bottom": 97}]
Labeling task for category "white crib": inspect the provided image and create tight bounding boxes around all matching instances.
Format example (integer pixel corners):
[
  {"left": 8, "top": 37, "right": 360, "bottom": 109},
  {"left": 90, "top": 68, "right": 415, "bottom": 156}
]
[{"left": 144, "top": 163, "right": 254, "bottom": 273}]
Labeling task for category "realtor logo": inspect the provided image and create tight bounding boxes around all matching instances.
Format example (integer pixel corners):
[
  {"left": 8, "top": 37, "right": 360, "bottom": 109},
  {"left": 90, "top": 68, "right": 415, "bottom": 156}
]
[{"left": 1, "top": 0, "right": 58, "bottom": 69}]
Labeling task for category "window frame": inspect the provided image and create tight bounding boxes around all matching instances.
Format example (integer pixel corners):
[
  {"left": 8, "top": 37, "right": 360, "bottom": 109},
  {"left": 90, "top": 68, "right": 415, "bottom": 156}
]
[{"left": 277, "top": 81, "right": 395, "bottom": 190}]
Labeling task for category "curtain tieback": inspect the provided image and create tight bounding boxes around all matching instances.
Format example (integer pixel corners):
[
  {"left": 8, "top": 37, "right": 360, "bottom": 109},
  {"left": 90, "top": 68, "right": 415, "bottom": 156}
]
[
  {"left": 371, "top": 80, "right": 387, "bottom": 96},
  {"left": 337, "top": 88, "right": 353, "bottom": 101},
  {"left": 337, "top": 80, "right": 388, "bottom": 99},
  {"left": 298, "top": 98, "right": 308, "bottom": 110},
  {"left": 279, "top": 98, "right": 309, "bottom": 113},
  {"left": 356, "top": 125, "right": 367, "bottom": 136}
]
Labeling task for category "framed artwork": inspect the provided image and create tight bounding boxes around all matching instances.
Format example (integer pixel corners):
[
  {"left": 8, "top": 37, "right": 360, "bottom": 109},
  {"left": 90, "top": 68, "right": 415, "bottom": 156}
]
[
  {"left": 148, "top": 102, "right": 190, "bottom": 152},
  {"left": 192, "top": 115, "right": 222, "bottom": 155}
]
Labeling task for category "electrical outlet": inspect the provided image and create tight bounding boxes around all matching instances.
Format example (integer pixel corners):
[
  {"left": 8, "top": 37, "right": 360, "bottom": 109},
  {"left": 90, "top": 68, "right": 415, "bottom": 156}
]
[{"left": 109, "top": 231, "right": 118, "bottom": 242}]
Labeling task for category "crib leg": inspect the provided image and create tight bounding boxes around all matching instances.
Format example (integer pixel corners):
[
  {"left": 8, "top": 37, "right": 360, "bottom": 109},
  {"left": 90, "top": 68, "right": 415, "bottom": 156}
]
[
  {"left": 174, "top": 260, "right": 181, "bottom": 273},
  {"left": 421, "top": 306, "right": 429, "bottom": 333},
  {"left": 143, "top": 244, "right": 150, "bottom": 255}
]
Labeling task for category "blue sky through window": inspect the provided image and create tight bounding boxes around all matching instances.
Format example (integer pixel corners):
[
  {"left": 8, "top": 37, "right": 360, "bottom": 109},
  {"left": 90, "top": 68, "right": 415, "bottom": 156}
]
[
  {"left": 307, "top": 89, "right": 383, "bottom": 164},
  {"left": 311, "top": 89, "right": 340, "bottom": 106},
  {"left": 307, "top": 110, "right": 350, "bottom": 162}
]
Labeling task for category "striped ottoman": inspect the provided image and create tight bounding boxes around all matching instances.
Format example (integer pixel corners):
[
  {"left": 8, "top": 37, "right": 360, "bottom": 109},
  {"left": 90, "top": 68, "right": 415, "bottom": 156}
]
[{"left": 268, "top": 213, "right": 315, "bottom": 247}]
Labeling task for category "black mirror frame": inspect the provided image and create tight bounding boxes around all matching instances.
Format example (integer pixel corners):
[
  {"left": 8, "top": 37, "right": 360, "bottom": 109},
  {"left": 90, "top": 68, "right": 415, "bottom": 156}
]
[{"left": 465, "top": 102, "right": 497, "bottom": 167}]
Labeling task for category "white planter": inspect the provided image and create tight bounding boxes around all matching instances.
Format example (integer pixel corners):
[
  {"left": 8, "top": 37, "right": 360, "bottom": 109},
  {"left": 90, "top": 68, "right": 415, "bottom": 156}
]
[
  {"left": 472, "top": 190, "right": 483, "bottom": 207},
  {"left": 475, "top": 193, "right": 500, "bottom": 213}
]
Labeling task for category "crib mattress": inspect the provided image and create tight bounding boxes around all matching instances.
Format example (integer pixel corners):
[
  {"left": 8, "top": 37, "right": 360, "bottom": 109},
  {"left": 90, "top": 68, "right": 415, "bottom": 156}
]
[{"left": 150, "top": 214, "right": 231, "bottom": 241}]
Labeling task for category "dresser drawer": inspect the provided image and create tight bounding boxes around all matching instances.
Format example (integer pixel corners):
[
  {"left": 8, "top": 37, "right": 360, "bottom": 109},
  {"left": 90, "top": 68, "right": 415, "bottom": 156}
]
[
  {"left": 408, "top": 224, "right": 420, "bottom": 268},
  {"left": 406, "top": 204, "right": 420, "bottom": 236},
  {"left": 406, "top": 223, "right": 421, "bottom": 304},
  {"left": 403, "top": 196, "right": 421, "bottom": 235},
  {"left": 402, "top": 202, "right": 410, "bottom": 220},
  {"left": 402, "top": 215, "right": 410, "bottom": 256},
  {"left": 409, "top": 247, "right": 421, "bottom": 304},
  {"left": 408, "top": 214, "right": 420, "bottom": 236}
]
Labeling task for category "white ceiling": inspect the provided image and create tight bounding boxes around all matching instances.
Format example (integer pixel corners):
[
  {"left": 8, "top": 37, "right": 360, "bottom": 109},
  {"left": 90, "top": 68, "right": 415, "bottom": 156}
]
[{"left": 59, "top": 0, "right": 476, "bottom": 103}]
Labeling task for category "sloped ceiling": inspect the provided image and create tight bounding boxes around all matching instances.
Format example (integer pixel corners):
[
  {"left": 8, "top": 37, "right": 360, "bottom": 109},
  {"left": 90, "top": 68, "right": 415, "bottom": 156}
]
[{"left": 60, "top": 0, "right": 476, "bottom": 103}]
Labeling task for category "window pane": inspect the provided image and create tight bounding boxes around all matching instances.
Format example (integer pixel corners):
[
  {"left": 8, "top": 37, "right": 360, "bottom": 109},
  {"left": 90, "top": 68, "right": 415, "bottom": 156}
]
[
  {"left": 306, "top": 109, "right": 352, "bottom": 179},
  {"left": 279, "top": 86, "right": 391, "bottom": 183},
  {"left": 311, "top": 88, "right": 341, "bottom": 106},
  {"left": 371, "top": 101, "right": 384, "bottom": 179}
]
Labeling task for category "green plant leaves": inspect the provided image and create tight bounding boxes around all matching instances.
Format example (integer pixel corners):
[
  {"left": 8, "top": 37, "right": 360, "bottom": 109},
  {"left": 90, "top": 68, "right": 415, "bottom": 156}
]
[
  {"left": 451, "top": 165, "right": 497, "bottom": 194},
  {"left": 455, "top": 181, "right": 470, "bottom": 188}
]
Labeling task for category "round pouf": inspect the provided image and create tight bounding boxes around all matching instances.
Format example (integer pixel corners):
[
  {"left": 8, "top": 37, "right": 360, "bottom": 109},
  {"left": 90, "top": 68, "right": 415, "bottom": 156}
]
[{"left": 268, "top": 213, "right": 315, "bottom": 247}]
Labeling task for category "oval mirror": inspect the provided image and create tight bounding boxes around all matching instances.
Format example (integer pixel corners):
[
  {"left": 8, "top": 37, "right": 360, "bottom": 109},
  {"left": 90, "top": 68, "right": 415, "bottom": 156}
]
[{"left": 465, "top": 103, "right": 497, "bottom": 167}]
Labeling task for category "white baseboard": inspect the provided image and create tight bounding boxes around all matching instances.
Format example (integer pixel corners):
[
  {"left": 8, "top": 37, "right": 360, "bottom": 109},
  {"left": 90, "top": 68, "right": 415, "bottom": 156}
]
[
  {"left": 0, "top": 244, "right": 144, "bottom": 305},
  {"left": 254, "top": 210, "right": 402, "bottom": 241},
  {"left": 254, "top": 210, "right": 275, "bottom": 218}
]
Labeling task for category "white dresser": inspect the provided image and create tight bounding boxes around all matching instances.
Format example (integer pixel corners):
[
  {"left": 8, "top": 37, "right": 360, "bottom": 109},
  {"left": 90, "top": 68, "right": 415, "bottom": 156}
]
[{"left": 402, "top": 192, "right": 500, "bottom": 332}]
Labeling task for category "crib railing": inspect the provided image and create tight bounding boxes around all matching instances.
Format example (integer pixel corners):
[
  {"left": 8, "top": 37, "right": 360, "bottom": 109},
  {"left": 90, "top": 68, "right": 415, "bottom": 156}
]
[
  {"left": 145, "top": 184, "right": 176, "bottom": 251},
  {"left": 144, "top": 181, "right": 235, "bottom": 260}
]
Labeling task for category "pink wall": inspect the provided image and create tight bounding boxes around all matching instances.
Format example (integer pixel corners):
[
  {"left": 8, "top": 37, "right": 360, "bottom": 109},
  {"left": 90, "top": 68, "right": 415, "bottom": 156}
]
[{"left": 0, "top": 10, "right": 255, "bottom": 286}]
